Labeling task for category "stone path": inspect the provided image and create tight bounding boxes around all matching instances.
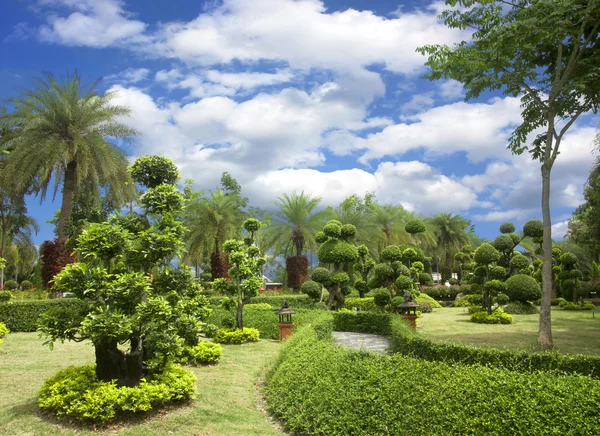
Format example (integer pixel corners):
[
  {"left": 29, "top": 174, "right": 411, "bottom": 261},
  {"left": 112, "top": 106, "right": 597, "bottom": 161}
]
[{"left": 332, "top": 331, "right": 392, "bottom": 354}]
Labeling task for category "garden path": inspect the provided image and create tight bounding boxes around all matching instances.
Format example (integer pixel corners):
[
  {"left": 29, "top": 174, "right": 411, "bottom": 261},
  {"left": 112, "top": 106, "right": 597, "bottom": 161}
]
[{"left": 332, "top": 331, "right": 391, "bottom": 354}]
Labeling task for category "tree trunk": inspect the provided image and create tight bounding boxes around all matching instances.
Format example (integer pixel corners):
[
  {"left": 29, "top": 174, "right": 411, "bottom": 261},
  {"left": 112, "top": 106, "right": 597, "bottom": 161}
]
[
  {"left": 57, "top": 160, "right": 77, "bottom": 240},
  {"left": 236, "top": 301, "right": 243, "bottom": 330},
  {"left": 0, "top": 229, "right": 6, "bottom": 289},
  {"left": 94, "top": 338, "right": 143, "bottom": 387},
  {"left": 538, "top": 163, "right": 554, "bottom": 350}
]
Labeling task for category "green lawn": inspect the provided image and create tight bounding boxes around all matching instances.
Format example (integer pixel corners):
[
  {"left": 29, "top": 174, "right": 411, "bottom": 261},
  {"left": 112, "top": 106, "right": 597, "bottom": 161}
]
[
  {"left": 418, "top": 307, "right": 600, "bottom": 355},
  {"left": 0, "top": 333, "right": 284, "bottom": 435}
]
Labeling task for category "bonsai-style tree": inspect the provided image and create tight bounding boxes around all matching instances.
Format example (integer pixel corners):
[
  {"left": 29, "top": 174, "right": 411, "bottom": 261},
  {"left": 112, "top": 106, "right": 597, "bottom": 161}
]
[
  {"left": 557, "top": 252, "right": 583, "bottom": 302},
  {"left": 505, "top": 274, "right": 542, "bottom": 305},
  {"left": 454, "top": 245, "right": 474, "bottom": 283},
  {"left": 214, "top": 218, "right": 266, "bottom": 329},
  {"left": 472, "top": 243, "right": 502, "bottom": 313},
  {"left": 39, "top": 156, "right": 210, "bottom": 387},
  {"left": 367, "top": 244, "right": 422, "bottom": 296},
  {"left": 311, "top": 220, "right": 359, "bottom": 309},
  {"left": 353, "top": 244, "right": 374, "bottom": 298},
  {"left": 405, "top": 218, "right": 426, "bottom": 245}
]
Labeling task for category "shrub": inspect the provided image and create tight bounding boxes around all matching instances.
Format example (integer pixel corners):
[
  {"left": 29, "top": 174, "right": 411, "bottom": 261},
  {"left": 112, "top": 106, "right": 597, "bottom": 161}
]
[
  {"left": 38, "top": 364, "right": 195, "bottom": 425},
  {"left": 471, "top": 308, "right": 513, "bottom": 324},
  {"left": 372, "top": 288, "right": 391, "bottom": 309},
  {"left": 4, "top": 280, "right": 18, "bottom": 290},
  {"left": 332, "top": 311, "right": 392, "bottom": 335},
  {"left": 214, "top": 328, "right": 260, "bottom": 344},
  {"left": 559, "top": 301, "right": 594, "bottom": 310},
  {"left": 244, "top": 303, "right": 273, "bottom": 310},
  {"left": 20, "top": 280, "right": 33, "bottom": 289},
  {"left": 505, "top": 274, "right": 542, "bottom": 303},
  {"left": 182, "top": 342, "right": 222, "bottom": 365},
  {"left": 10, "top": 288, "right": 50, "bottom": 301},
  {"left": 343, "top": 297, "right": 376, "bottom": 312},
  {"left": 300, "top": 280, "right": 322, "bottom": 301},
  {"left": 0, "top": 291, "right": 12, "bottom": 302},
  {"left": 266, "top": 325, "right": 600, "bottom": 436},
  {"left": 504, "top": 302, "right": 539, "bottom": 315},
  {"left": 414, "top": 293, "right": 441, "bottom": 309},
  {"left": 495, "top": 293, "right": 510, "bottom": 305},
  {"left": 0, "top": 321, "right": 8, "bottom": 348},
  {"left": 523, "top": 219, "right": 544, "bottom": 238},
  {"left": 0, "top": 299, "right": 87, "bottom": 332},
  {"left": 448, "top": 277, "right": 458, "bottom": 285},
  {"left": 500, "top": 222, "right": 516, "bottom": 234},
  {"left": 418, "top": 272, "right": 433, "bottom": 286},
  {"left": 286, "top": 255, "right": 309, "bottom": 289}
]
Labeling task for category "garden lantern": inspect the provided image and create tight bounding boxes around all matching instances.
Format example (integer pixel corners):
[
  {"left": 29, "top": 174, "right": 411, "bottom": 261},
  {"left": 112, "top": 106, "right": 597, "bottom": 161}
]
[
  {"left": 274, "top": 300, "right": 296, "bottom": 341},
  {"left": 397, "top": 294, "right": 420, "bottom": 331}
]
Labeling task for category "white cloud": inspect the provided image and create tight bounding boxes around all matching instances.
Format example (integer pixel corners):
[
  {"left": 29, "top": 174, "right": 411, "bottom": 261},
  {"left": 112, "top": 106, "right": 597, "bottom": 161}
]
[
  {"left": 472, "top": 209, "right": 527, "bottom": 222},
  {"left": 437, "top": 79, "right": 465, "bottom": 100},
  {"left": 105, "top": 67, "right": 150, "bottom": 84},
  {"left": 37, "top": 0, "right": 147, "bottom": 47},
  {"left": 552, "top": 220, "right": 570, "bottom": 239},
  {"left": 401, "top": 93, "right": 435, "bottom": 113}
]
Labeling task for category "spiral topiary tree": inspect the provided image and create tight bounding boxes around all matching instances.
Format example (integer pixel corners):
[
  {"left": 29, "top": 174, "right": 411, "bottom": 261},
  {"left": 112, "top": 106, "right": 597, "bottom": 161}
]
[
  {"left": 311, "top": 221, "right": 359, "bottom": 309},
  {"left": 213, "top": 218, "right": 266, "bottom": 329},
  {"left": 39, "top": 156, "right": 210, "bottom": 387}
]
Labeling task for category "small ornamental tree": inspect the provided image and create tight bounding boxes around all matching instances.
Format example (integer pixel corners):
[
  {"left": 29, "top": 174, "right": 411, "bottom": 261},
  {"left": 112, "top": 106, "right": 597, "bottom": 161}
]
[
  {"left": 368, "top": 244, "right": 420, "bottom": 296},
  {"left": 40, "top": 238, "right": 75, "bottom": 289},
  {"left": 557, "top": 252, "right": 583, "bottom": 302},
  {"left": 472, "top": 243, "right": 501, "bottom": 313},
  {"left": 493, "top": 219, "right": 542, "bottom": 276},
  {"left": 505, "top": 274, "right": 542, "bottom": 304},
  {"left": 454, "top": 245, "right": 474, "bottom": 283},
  {"left": 129, "top": 155, "right": 180, "bottom": 189},
  {"left": 214, "top": 218, "right": 266, "bottom": 329},
  {"left": 312, "top": 221, "right": 359, "bottom": 309},
  {"left": 353, "top": 244, "right": 374, "bottom": 298},
  {"left": 39, "top": 156, "right": 210, "bottom": 387},
  {"left": 405, "top": 218, "right": 426, "bottom": 244}
]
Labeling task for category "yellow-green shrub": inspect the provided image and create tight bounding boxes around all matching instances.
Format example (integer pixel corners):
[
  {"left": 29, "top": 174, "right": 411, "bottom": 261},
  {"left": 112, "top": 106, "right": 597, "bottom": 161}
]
[
  {"left": 214, "top": 327, "right": 259, "bottom": 344},
  {"left": 182, "top": 342, "right": 222, "bottom": 365}
]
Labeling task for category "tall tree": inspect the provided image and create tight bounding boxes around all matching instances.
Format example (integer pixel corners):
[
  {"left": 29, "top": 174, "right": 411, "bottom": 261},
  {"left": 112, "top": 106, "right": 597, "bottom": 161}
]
[
  {"left": 265, "top": 192, "right": 329, "bottom": 290},
  {"left": 570, "top": 156, "right": 600, "bottom": 260},
  {"left": 0, "top": 71, "right": 136, "bottom": 239},
  {"left": 428, "top": 213, "right": 471, "bottom": 276},
  {"left": 418, "top": 0, "right": 600, "bottom": 349},
  {"left": 368, "top": 202, "right": 412, "bottom": 258}
]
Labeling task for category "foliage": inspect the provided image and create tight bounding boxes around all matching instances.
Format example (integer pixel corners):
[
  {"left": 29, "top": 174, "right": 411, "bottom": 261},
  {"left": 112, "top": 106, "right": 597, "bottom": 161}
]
[
  {"left": 19, "top": 280, "right": 32, "bottom": 289},
  {"left": 343, "top": 297, "right": 377, "bottom": 312},
  {"left": 300, "top": 280, "right": 322, "bottom": 302},
  {"left": 3, "top": 279, "right": 18, "bottom": 290},
  {"left": 372, "top": 288, "right": 391, "bottom": 310},
  {"left": 0, "top": 298, "right": 87, "bottom": 331},
  {"left": 0, "top": 321, "right": 8, "bottom": 348},
  {"left": 266, "top": 324, "right": 600, "bottom": 436},
  {"left": 285, "top": 255, "right": 309, "bottom": 289},
  {"left": 470, "top": 307, "right": 513, "bottom": 324},
  {"left": 181, "top": 342, "right": 222, "bottom": 366},
  {"left": 405, "top": 218, "right": 426, "bottom": 235},
  {"left": 129, "top": 155, "right": 180, "bottom": 189},
  {"left": 38, "top": 364, "right": 196, "bottom": 425},
  {"left": 0, "top": 71, "right": 136, "bottom": 239},
  {"left": 474, "top": 243, "right": 501, "bottom": 265},
  {"left": 40, "top": 238, "right": 75, "bottom": 288},
  {"left": 505, "top": 274, "right": 542, "bottom": 303},
  {"left": 559, "top": 301, "right": 595, "bottom": 310},
  {"left": 0, "top": 290, "right": 12, "bottom": 302},
  {"left": 332, "top": 311, "right": 392, "bottom": 335},
  {"left": 500, "top": 222, "right": 516, "bottom": 234},
  {"left": 214, "top": 327, "right": 259, "bottom": 344},
  {"left": 504, "top": 302, "right": 539, "bottom": 315}
]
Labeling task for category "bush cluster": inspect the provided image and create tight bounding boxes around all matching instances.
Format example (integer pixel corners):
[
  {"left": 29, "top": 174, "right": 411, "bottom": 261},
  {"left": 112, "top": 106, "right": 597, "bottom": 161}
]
[
  {"left": 422, "top": 285, "right": 470, "bottom": 300},
  {"left": 266, "top": 324, "right": 600, "bottom": 436},
  {"left": 0, "top": 321, "right": 8, "bottom": 348},
  {"left": 332, "top": 311, "right": 392, "bottom": 335},
  {"left": 38, "top": 364, "right": 195, "bottom": 425},
  {"left": 470, "top": 307, "right": 513, "bottom": 324},
  {"left": 0, "top": 291, "right": 12, "bottom": 302},
  {"left": 559, "top": 301, "right": 595, "bottom": 310},
  {"left": 343, "top": 297, "right": 376, "bottom": 312},
  {"left": 207, "top": 294, "right": 314, "bottom": 309},
  {"left": 0, "top": 299, "right": 87, "bottom": 331},
  {"left": 181, "top": 342, "right": 222, "bottom": 365},
  {"left": 214, "top": 327, "right": 260, "bottom": 344},
  {"left": 504, "top": 302, "right": 539, "bottom": 315},
  {"left": 4, "top": 280, "right": 18, "bottom": 290}
]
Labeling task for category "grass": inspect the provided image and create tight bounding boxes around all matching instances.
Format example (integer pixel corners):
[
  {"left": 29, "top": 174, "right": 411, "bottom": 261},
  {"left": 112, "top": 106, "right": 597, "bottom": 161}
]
[
  {"left": 418, "top": 306, "right": 600, "bottom": 355},
  {"left": 0, "top": 333, "right": 284, "bottom": 435}
]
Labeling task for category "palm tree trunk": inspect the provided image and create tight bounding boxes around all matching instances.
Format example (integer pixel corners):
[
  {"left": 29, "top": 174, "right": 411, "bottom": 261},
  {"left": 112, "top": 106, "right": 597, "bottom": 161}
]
[
  {"left": 0, "top": 229, "right": 6, "bottom": 289},
  {"left": 57, "top": 160, "right": 77, "bottom": 240}
]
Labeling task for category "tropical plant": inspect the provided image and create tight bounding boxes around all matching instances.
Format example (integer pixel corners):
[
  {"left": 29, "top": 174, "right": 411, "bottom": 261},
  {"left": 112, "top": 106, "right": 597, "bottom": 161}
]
[
  {"left": 428, "top": 213, "right": 471, "bottom": 273},
  {"left": 418, "top": 0, "right": 600, "bottom": 349},
  {"left": 0, "top": 71, "right": 136, "bottom": 239}
]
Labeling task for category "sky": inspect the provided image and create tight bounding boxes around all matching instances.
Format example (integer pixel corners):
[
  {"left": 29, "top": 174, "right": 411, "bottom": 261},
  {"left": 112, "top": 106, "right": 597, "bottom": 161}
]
[{"left": 1, "top": 0, "right": 597, "bottom": 245}]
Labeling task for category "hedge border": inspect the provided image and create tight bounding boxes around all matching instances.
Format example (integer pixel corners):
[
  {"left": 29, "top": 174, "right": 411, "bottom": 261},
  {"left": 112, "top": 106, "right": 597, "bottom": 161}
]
[{"left": 0, "top": 299, "right": 87, "bottom": 332}]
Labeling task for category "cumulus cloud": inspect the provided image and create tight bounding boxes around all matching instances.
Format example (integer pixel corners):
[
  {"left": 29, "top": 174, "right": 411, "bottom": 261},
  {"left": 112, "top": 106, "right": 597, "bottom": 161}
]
[{"left": 105, "top": 68, "right": 150, "bottom": 84}]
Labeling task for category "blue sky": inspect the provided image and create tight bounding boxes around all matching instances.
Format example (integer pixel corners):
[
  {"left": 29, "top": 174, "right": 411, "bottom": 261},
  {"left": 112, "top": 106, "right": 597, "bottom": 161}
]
[{"left": 1, "top": 0, "right": 596, "bottom": 245}]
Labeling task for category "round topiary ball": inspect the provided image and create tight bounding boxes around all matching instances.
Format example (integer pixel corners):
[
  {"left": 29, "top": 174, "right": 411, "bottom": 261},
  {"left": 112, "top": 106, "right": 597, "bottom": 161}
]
[
  {"left": 380, "top": 245, "right": 403, "bottom": 262},
  {"left": 395, "top": 263, "right": 411, "bottom": 277},
  {"left": 494, "top": 235, "right": 514, "bottom": 252},
  {"left": 4, "top": 280, "right": 18, "bottom": 290},
  {"left": 474, "top": 243, "right": 501, "bottom": 265},
  {"left": 340, "top": 224, "right": 357, "bottom": 240},
  {"left": 559, "top": 252, "right": 578, "bottom": 266},
  {"left": 488, "top": 265, "right": 507, "bottom": 280},
  {"left": 405, "top": 218, "right": 426, "bottom": 235},
  {"left": 484, "top": 279, "right": 507, "bottom": 296},
  {"left": 509, "top": 254, "right": 530, "bottom": 271},
  {"left": 523, "top": 219, "right": 544, "bottom": 238},
  {"left": 499, "top": 222, "right": 516, "bottom": 234},
  {"left": 357, "top": 244, "right": 368, "bottom": 257},
  {"left": 323, "top": 222, "right": 342, "bottom": 238},
  {"left": 474, "top": 266, "right": 488, "bottom": 277},
  {"left": 311, "top": 267, "right": 331, "bottom": 284},
  {"left": 300, "top": 280, "right": 322, "bottom": 301},
  {"left": 330, "top": 271, "right": 350, "bottom": 284},
  {"left": 315, "top": 231, "right": 328, "bottom": 244},
  {"left": 242, "top": 218, "right": 261, "bottom": 233},
  {"left": 395, "top": 275, "right": 413, "bottom": 292},
  {"left": 373, "top": 263, "right": 395, "bottom": 281},
  {"left": 402, "top": 248, "right": 418, "bottom": 263},
  {"left": 373, "top": 287, "right": 391, "bottom": 308},
  {"left": 505, "top": 274, "right": 542, "bottom": 303},
  {"left": 509, "top": 233, "right": 521, "bottom": 246},
  {"left": 317, "top": 240, "right": 359, "bottom": 264},
  {"left": 20, "top": 280, "right": 33, "bottom": 290}
]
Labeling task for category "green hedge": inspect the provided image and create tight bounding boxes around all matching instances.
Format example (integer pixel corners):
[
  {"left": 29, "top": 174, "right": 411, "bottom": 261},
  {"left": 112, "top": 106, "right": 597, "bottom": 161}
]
[
  {"left": 332, "top": 311, "right": 392, "bottom": 335},
  {"left": 0, "top": 299, "right": 87, "bottom": 332},
  {"left": 207, "top": 306, "right": 331, "bottom": 340},
  {"left": 207, "top": 294, "right": 314, "bottom": 309},
  {"left": 343, "top": 297, "right": 376, "bottom": 312},
  {"left": 265, "top": 325, "right": 600, "bottom": 436}
]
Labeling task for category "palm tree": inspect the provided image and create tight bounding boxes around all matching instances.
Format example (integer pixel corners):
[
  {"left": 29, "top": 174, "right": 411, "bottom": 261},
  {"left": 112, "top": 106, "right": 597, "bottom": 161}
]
[
  {"left": 428, "top": 213, "right": 471, "bottom": 273},
  {"left": 0, "top": 71, "right": 136, "bottom": 239},
  {"left": 264, "top": 192, "right": 329, "bottom": 289},
  {"left": 368, "top": 202, "right": 412, "bottom": 259}
]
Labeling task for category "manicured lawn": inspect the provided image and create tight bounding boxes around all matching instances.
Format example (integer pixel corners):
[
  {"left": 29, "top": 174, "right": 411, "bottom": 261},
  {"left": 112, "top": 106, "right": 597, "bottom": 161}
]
[
  {"left": 418, "top": 307, "right": 600, "bottom": 355},
  {"left": 0, "top": 333, "right": 283, "bottom": 435}
]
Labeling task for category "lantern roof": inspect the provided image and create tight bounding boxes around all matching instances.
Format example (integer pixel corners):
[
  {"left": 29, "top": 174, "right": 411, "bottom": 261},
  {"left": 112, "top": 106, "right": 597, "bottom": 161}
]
[
  {"left": 397, "top": 301, "right": 420, "bottom": 309},
  {"left": 275, "top": 300, "right": 296, "bottom": 315}
]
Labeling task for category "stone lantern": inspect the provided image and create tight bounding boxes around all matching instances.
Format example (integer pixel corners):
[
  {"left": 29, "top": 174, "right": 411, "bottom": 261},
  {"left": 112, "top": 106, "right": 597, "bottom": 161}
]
[
  {"left": 397, "top": 293, "right": 420, "bottom": 331},
  {"left": 274, "top": 300, "right": 296, "bottom": 341}
]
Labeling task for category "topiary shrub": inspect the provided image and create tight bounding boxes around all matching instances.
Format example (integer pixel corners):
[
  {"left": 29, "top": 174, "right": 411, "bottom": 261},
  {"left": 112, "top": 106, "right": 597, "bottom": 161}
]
[
  {"left": 414, "top": 293, "right": 441, "bottom": 309},
  {"left": 505, "top": 274, "right": 542, "bottom": 303},
  {"left": 523, "top": 219, "right": 544, "bottom": 238},
  {"left": 418, "top": 272, "right": 434, "bottom": 286},
  {"left": 3, "top": 280, "right": 18, "bottom": 290},
  {"left": 471, "top": 307, "right": 513, "bottom": 324},
  {"left": 301, "top": 280, "right": 323, "bottom": 302},
  {"left": 182, "top": 342, "right": 222, "bottom": 366},
  {"left": 499, "top": 222, "right": 516, "bottom": 234},
  {"left": 0, "top": 291, "right": 12, "bottom": 303},
  {"left": 504, "top": 302, "right": 538, "bottom": 315},
  {"left": 495, "top": 293, "right": 510, "bottom": 305},
  {"left": 395, "top": 275, "right": 413, "bottom": 293},
  {"left": 343, "top": 297, "right": 376, "bottom": 312},
  {"left": 286, "top": 255, "right": 310, "bottom": 290},
  {"left": 552, "top": 297, "right": 567, "bottom": 306},
  {"left": 559, "top": 301, "right": 594, "bottom": 310},
  {"left": 214, "top": 327, "right": 259, "bottom": 344},
  {"left": 372, "top": 288, "right": 391, "bottom": 310},
  {"left": 38, "top": 364, "right": 195, "bottom": 425},
  {"left": 19, "top": 280, "right": 33, "bottom": 290},
  {"left": 244, "top": 303, "right": 273, "bottom": 310},
  {"left": 0, "top": 321, "right": 8, "bottom": 348}
]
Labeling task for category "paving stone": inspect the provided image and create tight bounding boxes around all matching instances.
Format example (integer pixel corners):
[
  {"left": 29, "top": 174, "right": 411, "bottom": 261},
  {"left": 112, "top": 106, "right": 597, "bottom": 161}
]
[{"left": 332, "top": 331, "right": 392, "bottom": 354}]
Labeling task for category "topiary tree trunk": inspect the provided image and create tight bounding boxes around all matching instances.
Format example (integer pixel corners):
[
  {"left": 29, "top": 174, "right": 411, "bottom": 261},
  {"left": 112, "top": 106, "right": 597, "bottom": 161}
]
[{"left": 95, "top": 337, "right": 143, "bottom": 387}]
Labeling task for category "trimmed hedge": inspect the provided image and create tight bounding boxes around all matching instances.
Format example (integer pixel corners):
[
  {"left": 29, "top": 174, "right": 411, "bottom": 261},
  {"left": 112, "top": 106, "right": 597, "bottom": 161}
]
[
  {"left": 214, "top": 327, "right": 260, "bottom": 344},
  {"left": 343, "top": 297, "right": 376, "bottom": 312},
  {"left": 207, "top": 294, "right": 314, "bottom": 309},
  {"left": 0, "top": 299, "right": 87, "bottom": 332},
  {"left": 332, "top": 311, "right": 392, "bottom": 335},
  {"left": 266, "top": 324, "right": 600, "bottom": 436}
]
